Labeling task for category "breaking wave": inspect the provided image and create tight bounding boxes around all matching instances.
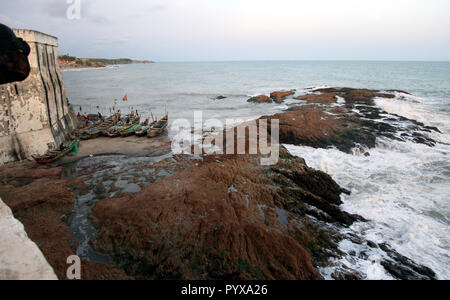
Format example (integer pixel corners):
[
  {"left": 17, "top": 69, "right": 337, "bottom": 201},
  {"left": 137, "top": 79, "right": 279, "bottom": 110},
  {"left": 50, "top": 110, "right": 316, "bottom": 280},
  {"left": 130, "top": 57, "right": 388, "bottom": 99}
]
[{"left": 285, "top": 92, "right": 450, "bottom": 279}]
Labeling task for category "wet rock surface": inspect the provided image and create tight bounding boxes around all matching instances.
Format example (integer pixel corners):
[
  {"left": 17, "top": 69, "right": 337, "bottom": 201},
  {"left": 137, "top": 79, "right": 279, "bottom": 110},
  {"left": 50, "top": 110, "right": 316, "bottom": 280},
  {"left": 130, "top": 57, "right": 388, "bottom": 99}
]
[
  {"left": 247, "top": 95, "right": 273, "bottom": 104},
  {"left": 296, "top": 93, "right": 337, "bottom": 104},
  {"left": 0, "top": 161, "right": 133, "bottom": 279},
  {"left": 262, "top": 87, "right": 439, "bottom": 153},
  {"left": 88, "top": 151, "right": 347, "bottom": 280},
  {"left": 379, "top": 243, "right": 436, "bottom": 280},
  {"left": 270, "top": 90, "right": 296, "bottom": 103},
  {"left": 0, "top": 87, "right": 440, "bottom": 280}
]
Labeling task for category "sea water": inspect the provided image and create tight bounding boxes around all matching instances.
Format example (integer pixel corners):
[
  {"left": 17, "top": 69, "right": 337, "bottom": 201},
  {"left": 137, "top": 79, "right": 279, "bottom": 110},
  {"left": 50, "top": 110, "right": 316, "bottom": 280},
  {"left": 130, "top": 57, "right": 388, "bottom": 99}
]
[{"left": 63, "top": 61, "right": 450, "bottom": 279}]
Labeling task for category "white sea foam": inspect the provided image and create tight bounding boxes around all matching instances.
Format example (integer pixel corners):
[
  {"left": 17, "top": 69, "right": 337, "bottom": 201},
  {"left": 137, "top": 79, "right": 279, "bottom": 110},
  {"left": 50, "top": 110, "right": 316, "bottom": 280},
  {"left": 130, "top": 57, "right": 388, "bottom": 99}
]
[
  {"left": 283, "top": 93, "right": 450, "bottom": 279},
  {"left": 309, "top": 85, "right": 331, "bottom": 91},
  {"left": 61, "top": 66, "right": 113, "bottom": 72},
  {"left": 375, "top": 96, "right": 450, "bottom": 141},
  {"left": 336, "top": 96, "right": 345, "bottom": 104},
  {"left": 285, "top": 139, "right": 450, "bottom": 279}
]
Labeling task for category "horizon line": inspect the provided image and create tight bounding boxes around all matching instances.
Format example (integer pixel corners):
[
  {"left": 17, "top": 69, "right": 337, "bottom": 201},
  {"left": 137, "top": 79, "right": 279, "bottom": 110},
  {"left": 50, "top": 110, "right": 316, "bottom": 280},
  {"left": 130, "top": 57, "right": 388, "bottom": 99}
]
[{"left": 135, "top": 59, "right": 450, "bottom": 63}]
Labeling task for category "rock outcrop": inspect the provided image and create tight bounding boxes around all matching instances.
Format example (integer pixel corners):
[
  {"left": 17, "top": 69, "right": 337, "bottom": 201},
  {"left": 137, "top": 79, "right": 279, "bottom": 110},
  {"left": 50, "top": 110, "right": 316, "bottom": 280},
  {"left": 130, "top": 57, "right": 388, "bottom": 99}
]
[
  {"left": 296, "top": 93, "right": 337, "bottom": 104},
  {"left": 88, "top": 151, "right": 351, "bottom": 280},
  {"left": 262, "top": 88, "right": 439, "bottom": 153},
  {"left": 247, "top": 95, "right": 272, "bottom": 103},
  {"left": 0, "top": 162, "right": 131, "bottom": 280},
  {"left": 0, "top": 147, "right": 361, "bottom": 280},
  {"left": 270, "top": 90, "right": 295, "bottom": 103}
]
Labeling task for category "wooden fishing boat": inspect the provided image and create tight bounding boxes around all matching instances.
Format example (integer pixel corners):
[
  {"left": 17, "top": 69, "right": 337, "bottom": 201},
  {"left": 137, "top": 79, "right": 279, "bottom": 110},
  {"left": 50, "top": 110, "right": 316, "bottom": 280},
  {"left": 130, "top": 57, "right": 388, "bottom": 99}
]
[
  {"left": 120, "top": 124, "right": 142, "bottom": 137},
  {"left": 96, "top": 118, "right": 115, "bottom": 131},
  {"left": 32, "top": 141, "right": 78, "bottom": 164},
  {"left": 77, "top": 116, "right": 115, "bottom": 140},
  {"left": 147, "top": 114, "right": 168, "bottom": 138},
  {"left": 135, "top": 124, "right": 152, "bottom": 137},
  {"left": 103, "top": 125, "right": 124, "bottom": 137},
  {"left": 106, "top": 125, "right": 128, "bottom": 137},
  {"left": 113, "top": 115, "right": 141, "bottom": 137},
  {"left": 79, "top": 128, "right": 101, "bottom": 140},
  {"left": 135, "top": 119, "right": 157, "bottom": 137}
]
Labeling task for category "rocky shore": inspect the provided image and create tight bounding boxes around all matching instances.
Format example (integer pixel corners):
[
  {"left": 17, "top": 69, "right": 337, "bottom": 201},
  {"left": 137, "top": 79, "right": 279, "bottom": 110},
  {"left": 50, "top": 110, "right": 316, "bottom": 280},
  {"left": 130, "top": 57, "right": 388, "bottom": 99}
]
[
  {"left": 0, "top": 88, "right": 440, "bottom": 280},
  {"left": 58, "top": 55, "right": 155, "bottom": 70}
]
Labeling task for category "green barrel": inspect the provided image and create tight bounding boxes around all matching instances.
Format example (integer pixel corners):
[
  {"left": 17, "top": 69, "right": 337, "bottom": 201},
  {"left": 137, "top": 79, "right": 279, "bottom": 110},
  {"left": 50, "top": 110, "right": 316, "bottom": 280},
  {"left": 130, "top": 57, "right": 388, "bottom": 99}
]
[{"left": 70, "top": 142, "right": 78, "bottom": 155}]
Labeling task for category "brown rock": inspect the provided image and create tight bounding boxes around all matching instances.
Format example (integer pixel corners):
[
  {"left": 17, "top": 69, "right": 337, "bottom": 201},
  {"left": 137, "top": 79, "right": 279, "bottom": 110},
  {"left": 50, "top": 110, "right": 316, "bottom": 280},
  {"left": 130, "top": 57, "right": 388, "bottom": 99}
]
[
  {"left": 82, "top": 260, "right": 133, "bottom": 280},
  {"left": 296, "top": 93, "right": 337, "bottom": 104},
  {"left": 313, "top": 87, "right": 395, "bottom": 105},
  {"left": 0, "top": 162, "right": 62, "bottom": 183},
  {"left": 0, "top": 166, "right": 130, "bottom": 280},
  {"left": 261, "top": 88, "right": 438, "bottom": 153},
  {"left": 89, "top": 151, "right": 354, "bottom": 280},
  {"left": 0, "top": 179, "right": 77, "bottom": 279},
  {"left": 270, "top": 91, "right": 295, "bottom": 103},
  {"left": 21, "top": 167, "right": 63, "bottom": 179},
  {"left": 247, "top": 95, "right": 272, "bottom": 103},
  {"left": 260, "top": 105, "right": 364, "bottom": 152}
]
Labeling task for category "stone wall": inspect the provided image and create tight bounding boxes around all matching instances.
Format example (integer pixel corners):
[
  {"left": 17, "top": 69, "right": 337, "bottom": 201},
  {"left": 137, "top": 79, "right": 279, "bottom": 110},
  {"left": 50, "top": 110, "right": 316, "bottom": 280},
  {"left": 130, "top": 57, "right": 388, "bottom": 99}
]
[{"left": 0, "top": 29, "right": 77, "bottom": 164}]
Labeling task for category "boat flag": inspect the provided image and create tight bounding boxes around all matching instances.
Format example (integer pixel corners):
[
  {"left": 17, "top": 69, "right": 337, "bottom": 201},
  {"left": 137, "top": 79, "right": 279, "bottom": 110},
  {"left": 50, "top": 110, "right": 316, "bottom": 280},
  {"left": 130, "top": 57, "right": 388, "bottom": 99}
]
[{"left": 123, "top": 95, "right": 128, "bottom": 102}]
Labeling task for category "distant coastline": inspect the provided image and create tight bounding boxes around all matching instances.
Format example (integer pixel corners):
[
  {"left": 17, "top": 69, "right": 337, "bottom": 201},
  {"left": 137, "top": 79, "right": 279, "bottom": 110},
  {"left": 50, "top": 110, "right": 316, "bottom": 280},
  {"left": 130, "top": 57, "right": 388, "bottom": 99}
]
[{"left": 58, "top": 55, "right": 155, "bottom": 70}]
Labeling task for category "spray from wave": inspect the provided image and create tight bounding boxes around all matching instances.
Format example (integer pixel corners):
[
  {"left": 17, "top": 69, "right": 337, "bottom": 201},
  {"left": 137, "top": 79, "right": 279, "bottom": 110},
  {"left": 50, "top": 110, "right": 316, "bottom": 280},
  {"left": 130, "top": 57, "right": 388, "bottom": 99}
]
[{"left": 285, "top": 93, "right": 450, "bottom": 279}]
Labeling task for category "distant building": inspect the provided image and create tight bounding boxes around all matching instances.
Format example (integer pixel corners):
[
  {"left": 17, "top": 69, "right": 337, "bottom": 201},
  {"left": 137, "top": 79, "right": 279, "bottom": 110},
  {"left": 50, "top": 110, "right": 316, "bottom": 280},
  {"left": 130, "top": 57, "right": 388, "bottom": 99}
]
[{"left": 0, "top": 29, "right": 77, "bottom": 164}]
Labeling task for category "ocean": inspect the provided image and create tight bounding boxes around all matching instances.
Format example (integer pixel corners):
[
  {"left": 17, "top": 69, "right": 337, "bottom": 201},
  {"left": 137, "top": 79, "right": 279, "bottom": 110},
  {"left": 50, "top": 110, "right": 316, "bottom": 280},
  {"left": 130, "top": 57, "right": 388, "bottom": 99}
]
[{"left": 62, "top": 61, "right": 450, "bottom": 279}]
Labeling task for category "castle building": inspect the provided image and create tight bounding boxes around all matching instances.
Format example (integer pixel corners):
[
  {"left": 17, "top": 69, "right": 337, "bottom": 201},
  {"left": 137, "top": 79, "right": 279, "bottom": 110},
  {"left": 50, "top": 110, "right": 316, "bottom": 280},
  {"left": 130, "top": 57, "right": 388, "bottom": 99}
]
[{"left": 0, "top": 29, "right": 77, "bottom": 164}]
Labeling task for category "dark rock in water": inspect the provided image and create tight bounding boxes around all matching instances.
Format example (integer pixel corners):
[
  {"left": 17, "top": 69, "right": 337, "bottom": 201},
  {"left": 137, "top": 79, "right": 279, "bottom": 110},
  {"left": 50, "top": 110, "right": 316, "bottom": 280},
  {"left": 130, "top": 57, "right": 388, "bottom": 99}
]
[
  {"left": 379, "top": 243, "right": 437, "bottom": 280},
  {"left": 93, "top": 183, "right": 106, "bottom": 195},
  {"left": 215, "top": 95, "right": 227, "bottom": 100},
  {"left": 247, "top": 95, "right": 272, "bottom": 103},
  {"left": 424, "top": 125, "right": 441, "bottom": 133},
  {"left": 364, "top": 152, "right": 371, "bottom": 157},
  {"left": 332, "top": 269, "right": 363, "bottom": 280},
  {"left": 385, "top": 89, "right": 411, "bottom": 95},
  {"left": 367, "top": 241, "right": 378, "bottom": 248},
  {"left": 341, "top": 188, "right": 351, "bottom": 195},
  {"left": 272, "top": 165, "right": 343, "bottom": 206},
  {"left": 346, "top": 233, "right": 364, "bottom": 245},
  {"left": 313, "top": 87, "right": 395, "bottom": 106},
  {"left": 270, "top": 90, "right": 296, "bottom": 103},
  {"left": 269, "top": 161, "right": 361, "bottom": 227}
]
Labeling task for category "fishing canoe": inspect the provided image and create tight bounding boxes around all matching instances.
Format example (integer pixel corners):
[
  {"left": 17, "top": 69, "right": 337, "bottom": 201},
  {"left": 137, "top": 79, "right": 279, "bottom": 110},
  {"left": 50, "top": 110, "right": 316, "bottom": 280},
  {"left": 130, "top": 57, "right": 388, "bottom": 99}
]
[
  {"left": 135, "top": 125, "right": 151, "bottom": 137},
  {"left": 147, "top": 114, "right": 168, "bottom": 138},
  {"left": 136, "top": 119, "right": 157, "bottom": 137},
  {"left": 78, "top": 117, "right": 115, "bottom": 140},
  {"left": 103, "top": 125, "right": 125, "bottom": 137},
  {"left": 80, "top": 128, "right": 101, "bottom": 140},
  {"left": 120, "top": 124, "right": 142, "bottom": 137},
  {"left": 32, "top": 141, "right": 78, "bottom": 164}
]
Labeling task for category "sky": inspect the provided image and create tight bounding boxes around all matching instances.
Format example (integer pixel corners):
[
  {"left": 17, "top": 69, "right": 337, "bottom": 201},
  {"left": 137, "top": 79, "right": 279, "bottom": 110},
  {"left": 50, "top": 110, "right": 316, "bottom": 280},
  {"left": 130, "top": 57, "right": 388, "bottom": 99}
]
[{"left": 1, "top": 0, "right": 449, "bottom": 61}]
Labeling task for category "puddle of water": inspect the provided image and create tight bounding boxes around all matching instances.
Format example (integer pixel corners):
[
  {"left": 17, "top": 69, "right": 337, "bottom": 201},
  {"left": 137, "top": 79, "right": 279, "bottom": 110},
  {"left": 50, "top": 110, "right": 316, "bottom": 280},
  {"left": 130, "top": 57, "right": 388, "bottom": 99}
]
[{"left": 66, "top": 154, "right": 173, "bottom": 264}]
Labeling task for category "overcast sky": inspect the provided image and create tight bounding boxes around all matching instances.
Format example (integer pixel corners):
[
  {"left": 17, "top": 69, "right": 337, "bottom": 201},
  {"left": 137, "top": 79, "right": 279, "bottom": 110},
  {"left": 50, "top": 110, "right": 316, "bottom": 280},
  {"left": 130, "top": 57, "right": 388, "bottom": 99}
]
[{"left": 1, "top": 0, "right": 449, "bottom": 61}]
